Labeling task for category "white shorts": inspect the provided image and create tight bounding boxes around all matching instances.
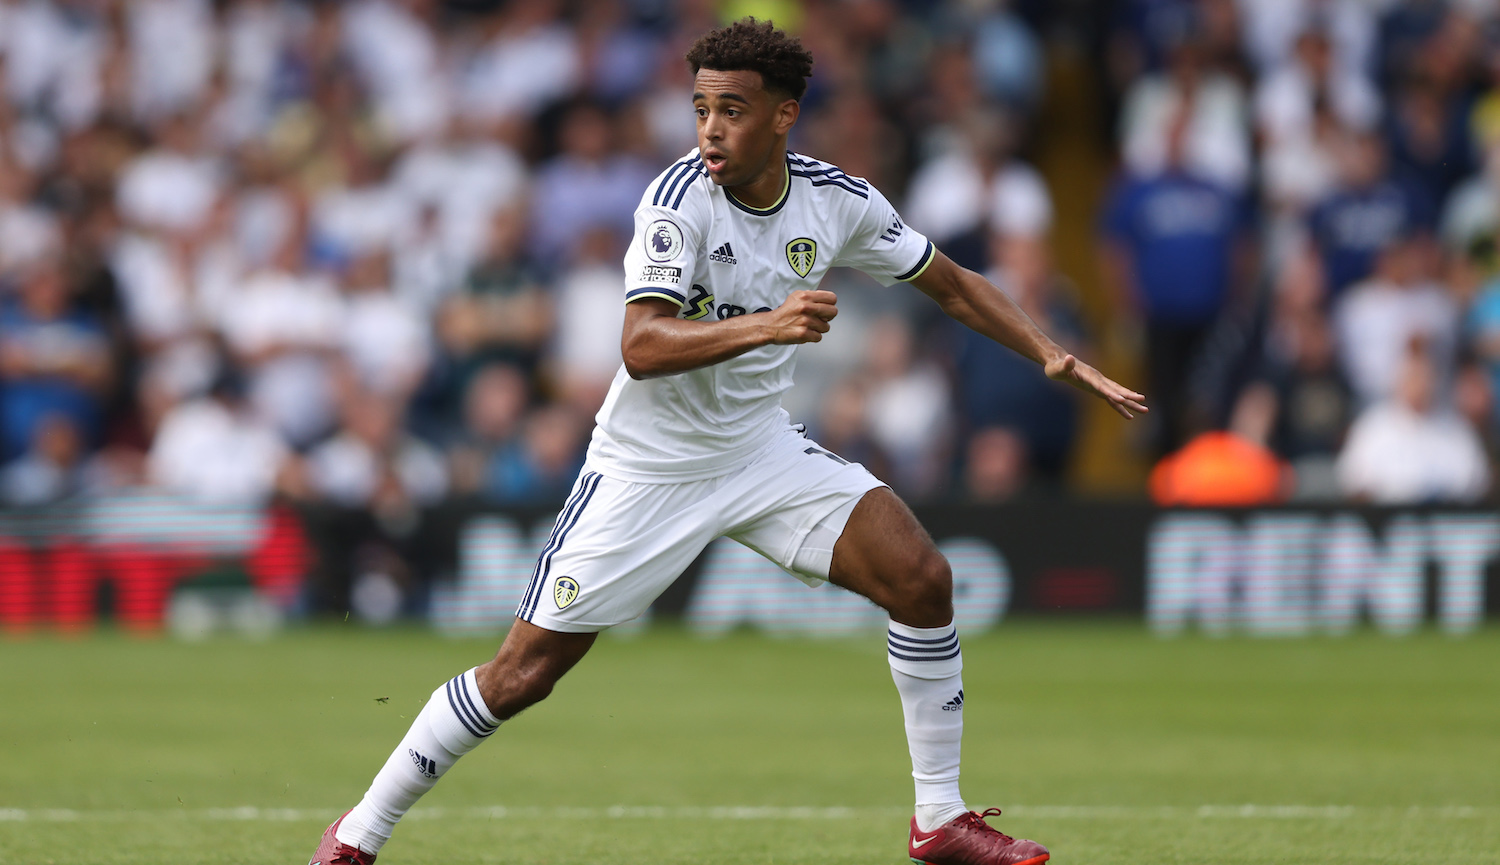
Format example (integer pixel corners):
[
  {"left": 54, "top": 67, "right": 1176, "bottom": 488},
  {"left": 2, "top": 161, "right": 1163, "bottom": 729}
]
[{"left": 515, "top": 427, "right": 886, "bottom": 633}]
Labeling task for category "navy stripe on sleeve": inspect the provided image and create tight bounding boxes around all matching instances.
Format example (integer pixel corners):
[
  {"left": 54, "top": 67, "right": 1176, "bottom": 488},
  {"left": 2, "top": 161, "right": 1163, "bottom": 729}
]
[
  {"left": 893, "top": 240, "right": 935, "bottom": 281},
  {"left": 652, "top": 159, "right": 697, "bottom": 207},
  {"left": 626, "top": 286, "right": 686, "bottom": 304}
]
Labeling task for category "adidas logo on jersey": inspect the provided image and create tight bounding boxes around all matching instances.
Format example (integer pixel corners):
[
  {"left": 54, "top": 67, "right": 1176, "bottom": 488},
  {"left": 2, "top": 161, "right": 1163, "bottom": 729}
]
[
  {"left": 941, "top": 690, "right": 964, "bottom": 712},
  {"left": 709, "top": 242, "right": 738, "bottom": 264}
]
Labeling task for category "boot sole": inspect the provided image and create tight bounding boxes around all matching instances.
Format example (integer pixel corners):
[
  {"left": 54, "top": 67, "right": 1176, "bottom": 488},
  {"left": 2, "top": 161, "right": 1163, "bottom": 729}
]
[{"left": 912, "top": 856, "right": 1049, "bottom": 865}]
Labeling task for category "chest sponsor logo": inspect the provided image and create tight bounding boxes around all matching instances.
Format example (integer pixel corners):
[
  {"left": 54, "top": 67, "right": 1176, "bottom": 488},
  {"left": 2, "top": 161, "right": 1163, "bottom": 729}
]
[
  {"left": 554, "top": 576, "right": 580, "bottom": 610},
  {"left": 645, "top": 219, "right": 684, "bottom": 262},
  {"left": 709, "top": 242, "right": 737, "bottom": 264},
  {"left": 786, "top": 237, "right": 817, "bottom": 278},
  {"left": 639, "top": 265, "right": 681, "bottom": 284}
]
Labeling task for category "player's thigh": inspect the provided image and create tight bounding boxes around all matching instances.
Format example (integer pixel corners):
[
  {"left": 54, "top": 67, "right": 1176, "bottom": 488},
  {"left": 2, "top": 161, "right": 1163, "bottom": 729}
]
[
  {"left": 723, "top": 433, "right": 884, "bottom": 583},
  {"left": 826, "top": 487, "right": 951, "bottom": 618},
  {"left": 517, "top": 469, "right": 721, "bottom": 633}
]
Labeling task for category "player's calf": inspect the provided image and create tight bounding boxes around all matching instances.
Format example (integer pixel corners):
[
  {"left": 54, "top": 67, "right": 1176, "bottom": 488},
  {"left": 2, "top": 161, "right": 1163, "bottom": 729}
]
[{"left": 474, "top": 619, "right": 597, "bottom": 719}]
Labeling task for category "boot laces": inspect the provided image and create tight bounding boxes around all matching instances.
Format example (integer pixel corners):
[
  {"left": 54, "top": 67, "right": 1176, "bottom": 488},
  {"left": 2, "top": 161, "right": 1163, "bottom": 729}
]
[
  {"left": 328, "top": 843, "right": 375, "bottom": 865},
  {"left": 957, "top": 808, "right": 1015, "bottom": 843}
]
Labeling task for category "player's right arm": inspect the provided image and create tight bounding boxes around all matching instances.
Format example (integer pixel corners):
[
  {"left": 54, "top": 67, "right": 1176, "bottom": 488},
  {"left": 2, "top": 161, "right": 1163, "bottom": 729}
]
[
  {"left": 621, "top": 291, "right": 838, "bottom": 379},
  {"left": 620, "top": 154, "right": 838, "bottom": 379}
]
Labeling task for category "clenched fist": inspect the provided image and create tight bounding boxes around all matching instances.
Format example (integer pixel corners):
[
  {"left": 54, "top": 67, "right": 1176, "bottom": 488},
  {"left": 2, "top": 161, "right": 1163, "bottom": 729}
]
[{"left": 764, "top": 290, "right": 839, "bottom": 344}]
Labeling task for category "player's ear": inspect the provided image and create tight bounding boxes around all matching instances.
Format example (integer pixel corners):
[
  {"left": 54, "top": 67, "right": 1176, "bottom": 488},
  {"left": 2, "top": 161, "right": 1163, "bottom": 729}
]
[{"left": 773, "top": 98, "right": 799, "bottom": 136}]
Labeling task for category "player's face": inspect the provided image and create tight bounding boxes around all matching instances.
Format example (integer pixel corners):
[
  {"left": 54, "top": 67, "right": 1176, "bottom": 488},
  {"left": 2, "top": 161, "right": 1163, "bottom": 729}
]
[{"left": 692, "top": 68, "right": 798, "bottom": 186}]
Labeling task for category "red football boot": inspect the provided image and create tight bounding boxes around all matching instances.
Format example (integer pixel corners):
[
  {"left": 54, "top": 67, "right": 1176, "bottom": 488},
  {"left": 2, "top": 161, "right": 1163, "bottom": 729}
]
[
  {"left": 308, "top": 811, "right": 377, "bottom": 865},
  {"left": 908, "top": 808, "right": 1050, "bottom": 865}
]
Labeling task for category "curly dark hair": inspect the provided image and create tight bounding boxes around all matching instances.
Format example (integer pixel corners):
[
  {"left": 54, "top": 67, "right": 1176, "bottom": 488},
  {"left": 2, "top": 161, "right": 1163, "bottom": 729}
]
[{"left": 685, "top": 18, "right": 814, "bottom": 101}]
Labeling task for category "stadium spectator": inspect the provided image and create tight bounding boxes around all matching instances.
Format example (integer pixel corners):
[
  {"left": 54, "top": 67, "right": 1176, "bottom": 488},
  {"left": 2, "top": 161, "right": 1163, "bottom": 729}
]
[
  {"left": 549, "top": 226, "right": 628, "bottom": 414},
  {"left": 1247, "top": 252, "right": 1353, "bottom": 496},
  {"left": 434, "top": 205, "right": 553, "bottom": 384},
  {"left": 962, "top": 426, "right": 1030, "bottom": 502},
  {"left": 218, "top": 228, "right": 343, "bottom": 449},
  {"left": 861, "top": 315, "right": 952, "bottom": 498},
  {"left": 0, "top": 259, "right": 111, "bottom": 461},
  {"left": 1101, "top": 107, "right": 1251, "bottom": 454},
  {"left": 480, "top": 404, "right": 586, "bottom": 505},
  {"left": 905, "top": 107, "right": 1051, "bottom": 270},
  {"left": 447, "top": 362, "right": 530, "bottom": 496},
  {"left": 1333, "top": 235, "right": 1459, "bottom": 407},
  {"left": 1336, "top": 342, "right": 1490, "bottom": 503},
  {"left": 527, "top": 100, "right": 653, "bottom": 267},
  {"left": 305, "top": 392, "right": 448, "bottom": 511},
  {"left": 1306, "top": 128, "right": 1433, "bottom": 296},
  {"left": 951, "top": 231, "right": 1082, "bottom": 480},
  {"left": 1117, "top": 19, "right": 1251, "bottom": 192},
  {"left": 1, "top": 413, "right": 88, "bottom": 506},
  {"left": 1441, "top": 139, "right": 1500, "bottom": 265},
  {"left": 146, "top": 371, "right": 288, "bottom": 505}
]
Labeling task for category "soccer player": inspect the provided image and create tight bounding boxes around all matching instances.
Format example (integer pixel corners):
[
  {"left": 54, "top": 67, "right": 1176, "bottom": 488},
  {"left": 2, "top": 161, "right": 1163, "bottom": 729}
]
[{"left": 309, "top": 19, "right": 1145, "bottom": 865}]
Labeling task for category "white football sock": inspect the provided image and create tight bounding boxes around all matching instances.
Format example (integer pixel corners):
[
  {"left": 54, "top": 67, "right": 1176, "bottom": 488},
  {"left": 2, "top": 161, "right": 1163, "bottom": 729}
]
[
  {"left": 336, "top": 668, "right": 500, "bottom": 853},
  {"left": 888, "top": 620, "right": 969, "bottom": 833}
]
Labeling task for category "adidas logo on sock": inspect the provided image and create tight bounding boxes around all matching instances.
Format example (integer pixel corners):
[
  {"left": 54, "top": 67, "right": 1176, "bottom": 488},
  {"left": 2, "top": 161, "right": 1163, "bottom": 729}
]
[
  {"left": 941, "top": 689, "right": 964, "bottom": 712},
  {"left": 409, "top": 748, "right": 440, "bottom": 778},
  {"left": 709, "top": 242, "right": 737, "bottom": 264}
]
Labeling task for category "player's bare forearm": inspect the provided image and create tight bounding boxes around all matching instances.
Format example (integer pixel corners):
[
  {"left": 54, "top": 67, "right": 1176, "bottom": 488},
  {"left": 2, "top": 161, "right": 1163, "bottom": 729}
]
[
  {"left": 911, "top": 251, "right": 1148, "bottom": 418},
  {"left": 621, "top": 291, "right": 838, "bottom": 379},
  {"left": 910, "top": 252, "right": 1065, "bottom": 366}
]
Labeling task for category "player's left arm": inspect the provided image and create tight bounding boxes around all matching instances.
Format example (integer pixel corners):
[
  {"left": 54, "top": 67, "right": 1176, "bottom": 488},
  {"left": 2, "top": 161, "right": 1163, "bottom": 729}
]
[{"left": 910, "top": 251, "right": 1148, "bottom": 419}]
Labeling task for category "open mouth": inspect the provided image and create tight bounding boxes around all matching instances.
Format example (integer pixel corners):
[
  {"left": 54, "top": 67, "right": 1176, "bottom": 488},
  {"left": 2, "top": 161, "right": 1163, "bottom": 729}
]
[{"left": 704, "top": 152, "right": 728, "bottom": 173}]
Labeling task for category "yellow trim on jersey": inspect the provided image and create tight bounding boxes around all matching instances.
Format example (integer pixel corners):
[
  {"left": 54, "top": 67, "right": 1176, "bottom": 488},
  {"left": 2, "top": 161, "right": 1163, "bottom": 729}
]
[
  {"left": 726, "top": 165, "right": 790, "bottom": 213},
  {"left": 897, "top": 242, "right": 937, "bottom": 283},
  {"left": 625, "top": 291, "right": 686, "bottom": 307}
]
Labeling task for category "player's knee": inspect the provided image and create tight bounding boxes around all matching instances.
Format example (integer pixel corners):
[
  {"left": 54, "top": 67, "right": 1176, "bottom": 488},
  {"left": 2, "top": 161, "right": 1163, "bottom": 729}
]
[
  {"left": 891, "top": 549, "right": 952, "bottom": 623},
  {"left": 914, "top": 551, "right": 952, "bottom": 607}
]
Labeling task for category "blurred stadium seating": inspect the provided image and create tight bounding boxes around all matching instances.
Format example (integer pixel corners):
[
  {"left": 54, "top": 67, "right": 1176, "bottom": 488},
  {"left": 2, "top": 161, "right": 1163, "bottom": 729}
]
[{"left": 2, "top": 0, "right": 1499, "bottom": 629}]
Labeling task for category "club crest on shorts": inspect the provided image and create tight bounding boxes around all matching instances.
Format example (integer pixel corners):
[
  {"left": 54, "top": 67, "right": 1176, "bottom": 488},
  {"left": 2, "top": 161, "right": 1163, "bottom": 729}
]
[
  {"left": 786, "top": 237, "right": 817, "bottom": 278},
  {"left": 554, "top": 576, "right": 580, "bottom": 610}
]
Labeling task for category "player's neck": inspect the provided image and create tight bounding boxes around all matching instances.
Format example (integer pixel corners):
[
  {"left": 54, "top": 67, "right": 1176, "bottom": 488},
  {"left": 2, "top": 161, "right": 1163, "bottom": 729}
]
[{"left": 725, "top": 149, "right": 789, "bottom": 211}]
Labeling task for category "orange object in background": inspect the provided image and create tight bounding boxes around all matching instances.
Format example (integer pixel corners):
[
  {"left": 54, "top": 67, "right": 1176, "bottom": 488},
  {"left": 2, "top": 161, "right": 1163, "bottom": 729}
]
[{"left": 1149, "top": 431, "right": 1291, "bottom": 506}]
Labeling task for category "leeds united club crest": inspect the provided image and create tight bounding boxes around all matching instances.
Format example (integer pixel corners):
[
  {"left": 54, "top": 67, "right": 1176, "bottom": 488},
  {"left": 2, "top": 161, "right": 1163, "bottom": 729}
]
[
  {"left": 786, "top": 237, "right": 817, "bottom": 278},
  {"left": 554, "top": 576, "right": 580, "bottom": 610}
]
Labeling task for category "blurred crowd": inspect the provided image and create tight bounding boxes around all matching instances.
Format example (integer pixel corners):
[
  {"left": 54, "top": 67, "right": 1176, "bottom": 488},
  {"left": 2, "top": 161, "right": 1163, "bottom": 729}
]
[
  {"left": 1102, "top": 0, "right": 1500, "bottom": 507},
  {"left": 3, "top": 0, "right": 1500, "bottom": 531}
]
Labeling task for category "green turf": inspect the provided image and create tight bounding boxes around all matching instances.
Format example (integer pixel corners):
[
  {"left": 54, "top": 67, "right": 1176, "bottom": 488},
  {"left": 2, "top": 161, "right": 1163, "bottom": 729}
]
[{"left": 1, "top": 622, "right": 1497, "bottom": 864}]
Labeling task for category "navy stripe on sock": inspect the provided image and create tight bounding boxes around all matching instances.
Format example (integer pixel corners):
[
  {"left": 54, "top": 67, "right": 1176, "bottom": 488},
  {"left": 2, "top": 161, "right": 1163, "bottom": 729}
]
[
  {"left": 445, "top": 678, "right": 488, "bottom": 738},
  {"left": 887, "top": 645, "right": 963, "bottom": 663},
  {"left": 453, "top": 676, "right": 498, "bottom": 734},
  {"left": 888, "top": 636, "right": 958, "bottom": 653},
  {"left": 523, "top": 472, "right": 603, "bottom": 620}
]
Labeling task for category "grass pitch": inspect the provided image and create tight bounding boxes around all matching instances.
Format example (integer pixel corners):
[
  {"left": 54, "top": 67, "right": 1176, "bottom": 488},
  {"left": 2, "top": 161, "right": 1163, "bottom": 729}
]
[{"left": 0, "top": 621, "right": 1497, "bottom": 864}]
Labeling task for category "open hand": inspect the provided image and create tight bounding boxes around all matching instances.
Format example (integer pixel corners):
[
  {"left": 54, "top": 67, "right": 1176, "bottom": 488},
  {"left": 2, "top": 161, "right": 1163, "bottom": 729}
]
[{"left": 1045, "top": 354, "right": 1148, "bottom": 419}]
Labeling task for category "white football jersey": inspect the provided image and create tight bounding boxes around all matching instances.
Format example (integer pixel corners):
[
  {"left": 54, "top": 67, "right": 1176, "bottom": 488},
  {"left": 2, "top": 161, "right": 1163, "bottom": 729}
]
[{"left": 587, "top": 148, "right": 936, "bottom": 483}]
